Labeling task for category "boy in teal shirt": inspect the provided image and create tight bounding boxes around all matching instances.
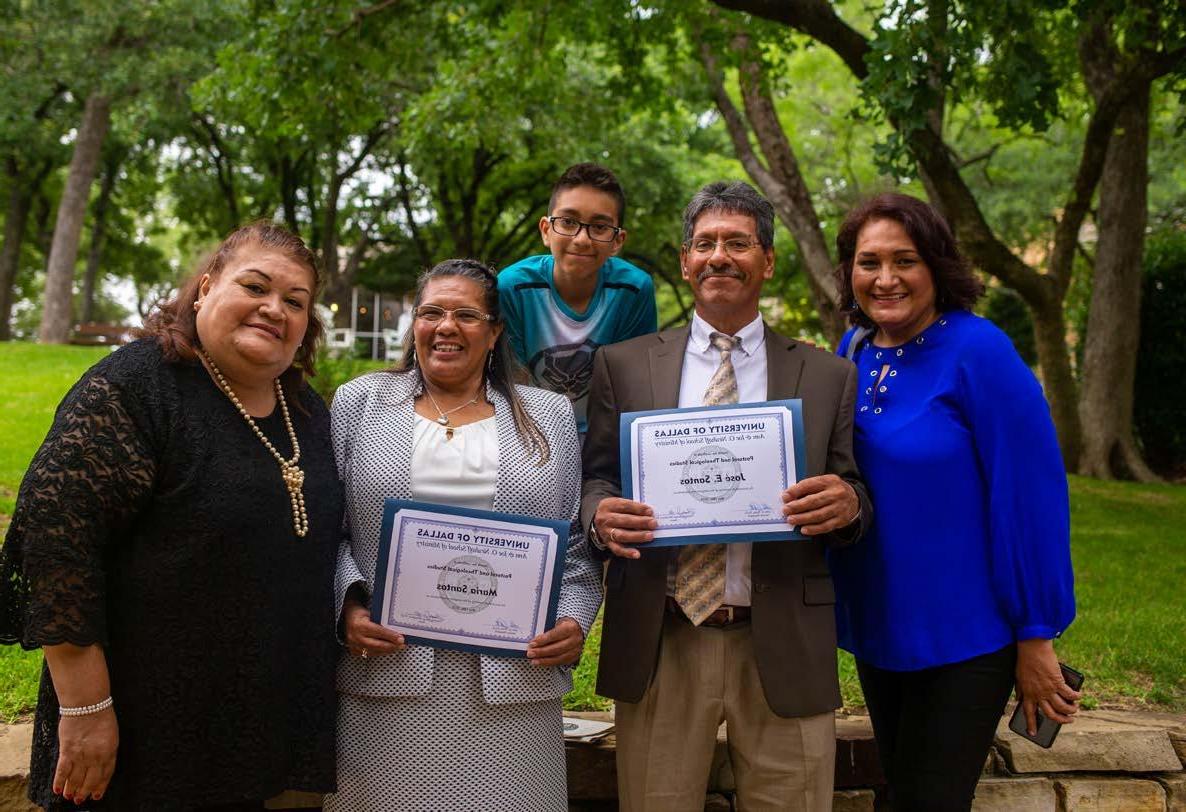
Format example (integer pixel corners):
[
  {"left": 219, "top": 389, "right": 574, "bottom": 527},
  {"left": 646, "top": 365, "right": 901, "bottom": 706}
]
[{"left": 498, "top": 163, "right": 657, "bottom": 433}]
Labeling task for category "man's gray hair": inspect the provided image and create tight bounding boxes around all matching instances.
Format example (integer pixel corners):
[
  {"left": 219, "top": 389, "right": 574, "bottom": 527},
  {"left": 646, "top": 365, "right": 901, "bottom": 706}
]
[{"left": 682, "top": 181, "right": 775, "bottom": 249}]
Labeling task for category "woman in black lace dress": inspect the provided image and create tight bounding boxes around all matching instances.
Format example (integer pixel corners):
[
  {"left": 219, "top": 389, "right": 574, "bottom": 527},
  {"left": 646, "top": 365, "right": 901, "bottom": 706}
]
[{"left": 0, "top": 222, "right": 343, "bottom": 811}]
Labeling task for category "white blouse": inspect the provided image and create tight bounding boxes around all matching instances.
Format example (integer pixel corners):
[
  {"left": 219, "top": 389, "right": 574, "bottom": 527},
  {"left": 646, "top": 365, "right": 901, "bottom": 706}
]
[{"left": 409, "top": 413, "right": 499, "bottom": 510}]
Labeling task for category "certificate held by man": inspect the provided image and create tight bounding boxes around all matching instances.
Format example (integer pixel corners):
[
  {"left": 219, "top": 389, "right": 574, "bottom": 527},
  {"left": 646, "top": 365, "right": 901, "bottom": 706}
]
[
  {"left": 372, "top": 499, "right": 568, "bottom": 657},
  {"left": 620, "top": 400, "right": 807, "bottom": 546}
]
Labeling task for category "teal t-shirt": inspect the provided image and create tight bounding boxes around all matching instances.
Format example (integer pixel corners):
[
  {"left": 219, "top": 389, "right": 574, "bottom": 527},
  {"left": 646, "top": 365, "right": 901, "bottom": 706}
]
[{"left": 497, "top": 254, "right": 657, "bottom": 432}]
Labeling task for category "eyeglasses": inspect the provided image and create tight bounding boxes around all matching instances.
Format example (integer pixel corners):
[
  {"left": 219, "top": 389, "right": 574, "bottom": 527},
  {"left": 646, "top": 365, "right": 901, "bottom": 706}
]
[
  {"left": 686, "top": 238, "right": 760, "bottom": 257},
  {"left": 413, "top": 305, "right": 495, "bottom": 326},
  {"left": 547, "top": 216, "right": 621, "bottom": 243}
]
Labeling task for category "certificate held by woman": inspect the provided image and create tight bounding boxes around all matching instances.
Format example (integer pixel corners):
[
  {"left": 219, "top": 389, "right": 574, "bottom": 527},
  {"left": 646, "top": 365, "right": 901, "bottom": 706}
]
[{"left": 372, "top": 499, "right": 568, "bottom": 657}]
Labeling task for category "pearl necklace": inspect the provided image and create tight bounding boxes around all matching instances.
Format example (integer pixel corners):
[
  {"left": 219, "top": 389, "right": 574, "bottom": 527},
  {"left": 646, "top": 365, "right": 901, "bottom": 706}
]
[
  {"left": 199, "top": 350, "right": 308, "bottom": 538},
  {"left": 423, "top": 382, "right": 482, "bottom": 441}
]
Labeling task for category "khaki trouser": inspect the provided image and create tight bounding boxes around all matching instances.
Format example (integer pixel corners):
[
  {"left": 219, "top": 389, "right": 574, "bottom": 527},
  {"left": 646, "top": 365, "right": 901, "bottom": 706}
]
[{"left": 615, "top": 611, "right": 835, "bottom": 812}]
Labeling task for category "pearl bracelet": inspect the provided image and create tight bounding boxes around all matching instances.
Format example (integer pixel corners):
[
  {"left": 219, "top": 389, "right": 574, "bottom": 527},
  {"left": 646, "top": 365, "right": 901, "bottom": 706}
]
[{"left": 59, "top": 696, "right": 114, "bottom": 717}]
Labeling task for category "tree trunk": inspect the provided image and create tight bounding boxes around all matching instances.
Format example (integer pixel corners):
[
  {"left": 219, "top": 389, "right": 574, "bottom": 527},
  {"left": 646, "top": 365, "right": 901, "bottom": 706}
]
[
  {"left": 396, "top": 158, "right": 432, "bottom": 269},
  {"left": 698, "top": 38, "right": 846, "bottom": 345},
  {"left": 1031, "top": 295, "right": 1082, "bottom": 472},
  {"left": 33, "top": 188, "right": 53, "bottom": 257},
  {"left": 323, "top": 231, "right": 370, "bottom": 317},
  {"left": 279, "top": 154, "right": 300, "bottom": 234},
  {"left": 1076, "top": 87, "right": 1158, "bottom": 481},
  {"left": 736, "top": 48, "right": 846, "bottom": 344},
  {"left": 38, "top": 93, "right": 112, "bottom": 343},
  {"left": 321, "top": 179, "right": 341, "bottom": 283},
  {"left": 0, "top": 165, "right": 36, "bottom": 341},
  {"left": 81, "top": 154, "right": 119, "bottom": 324},
  {"left": 193, "top": 114, "right": 240, "bottom": 230}
]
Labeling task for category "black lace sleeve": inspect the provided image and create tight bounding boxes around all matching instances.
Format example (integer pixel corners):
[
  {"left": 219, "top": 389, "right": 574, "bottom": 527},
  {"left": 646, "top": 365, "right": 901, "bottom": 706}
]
[{"left": 0, "top": 370, "right": 156, "bottom": 649}]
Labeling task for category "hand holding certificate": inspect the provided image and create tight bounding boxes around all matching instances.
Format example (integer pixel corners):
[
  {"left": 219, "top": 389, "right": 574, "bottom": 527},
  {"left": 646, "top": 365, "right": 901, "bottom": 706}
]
[
  {"left": 617, "top": 401, "right": 807, "bottom": 548},
  {"left": 593, "top": 396, "right": 861, "bottom": 555},
  {"left": 370, "top": 500, "right": 568, "bottom": 657}
]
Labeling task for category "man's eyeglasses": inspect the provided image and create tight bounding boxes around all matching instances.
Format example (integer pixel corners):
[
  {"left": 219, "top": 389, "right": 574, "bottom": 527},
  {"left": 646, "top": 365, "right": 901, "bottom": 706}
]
[
  {"left": 413, "top": 305, "right": 495, "bottom": 326},
  {"left": 547, "top": 216, "right": 621, "bottom": 243},
  {"left": 686, "top": 238, "right": 760, "bottom": 257}
]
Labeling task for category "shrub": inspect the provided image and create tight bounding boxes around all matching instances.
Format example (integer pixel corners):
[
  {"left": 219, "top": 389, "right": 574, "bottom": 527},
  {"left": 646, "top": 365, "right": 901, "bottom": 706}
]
[
  {"left": 1135, "top": 227, "right": 1186, "bottom": 478},
  {"left": 980, "top": 285, "right": 1038, "bottom": 367},
  {"left": 309, "top": 353, "right": 389, "bottom": 406}
]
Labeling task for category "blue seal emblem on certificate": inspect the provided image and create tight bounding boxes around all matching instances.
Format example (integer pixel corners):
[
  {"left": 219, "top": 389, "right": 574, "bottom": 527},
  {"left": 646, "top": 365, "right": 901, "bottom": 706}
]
[
  {"left": 619, "top": 400, "right": 808, "bottom": 547},
  {"left": 371, "top": 500, "right": 568, "bottom": 657}
]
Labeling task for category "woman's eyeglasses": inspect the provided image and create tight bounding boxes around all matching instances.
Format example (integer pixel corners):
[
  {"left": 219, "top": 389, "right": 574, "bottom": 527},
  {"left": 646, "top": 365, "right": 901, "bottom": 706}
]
[{"left": 413, "top": 305, "right": 495, "bottom": 326}]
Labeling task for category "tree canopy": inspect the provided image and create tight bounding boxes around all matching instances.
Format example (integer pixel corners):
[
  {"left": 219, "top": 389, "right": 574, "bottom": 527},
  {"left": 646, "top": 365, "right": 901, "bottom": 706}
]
[{"left": 1, "top": 0, "right": 1183, "bottom": 479}]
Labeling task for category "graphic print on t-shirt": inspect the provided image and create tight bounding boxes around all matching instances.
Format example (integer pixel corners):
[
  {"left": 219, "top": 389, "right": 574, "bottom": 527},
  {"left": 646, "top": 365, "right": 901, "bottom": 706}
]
[{"left": 528, "top": 338, "right": 602, "bottom": 405}]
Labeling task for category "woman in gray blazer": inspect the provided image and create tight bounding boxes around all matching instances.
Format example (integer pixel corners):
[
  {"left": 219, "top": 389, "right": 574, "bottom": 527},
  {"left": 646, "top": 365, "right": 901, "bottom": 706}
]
[{"left": 324, "top": 259, "right": 602, "bottom": 812}]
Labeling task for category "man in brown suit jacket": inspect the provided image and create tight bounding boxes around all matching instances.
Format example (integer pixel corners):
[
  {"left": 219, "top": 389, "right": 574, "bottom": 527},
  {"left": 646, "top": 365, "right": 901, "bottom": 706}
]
[{"left": 581, "top": 181, "right": 871, "bottom": 811}]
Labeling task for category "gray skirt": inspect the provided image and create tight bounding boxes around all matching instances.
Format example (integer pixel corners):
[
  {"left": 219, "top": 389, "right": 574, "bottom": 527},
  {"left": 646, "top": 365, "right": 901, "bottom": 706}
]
[{"left": 324, "top": 649, "right": 567, "bottom": 812}]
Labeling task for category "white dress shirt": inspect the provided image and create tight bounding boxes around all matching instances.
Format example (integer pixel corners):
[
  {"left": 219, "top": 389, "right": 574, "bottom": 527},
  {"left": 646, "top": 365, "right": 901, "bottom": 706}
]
[{"left": 672, "top": 311, "right": 767, "bottom": 606}]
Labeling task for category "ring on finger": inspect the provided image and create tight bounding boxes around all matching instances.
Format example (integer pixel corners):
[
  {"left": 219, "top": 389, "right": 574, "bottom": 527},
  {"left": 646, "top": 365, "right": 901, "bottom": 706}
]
[
  {"left": 610, "top": 527, "right": 619, "bottom": 543},
  {"left": 359, "top": 649, "right": 369, "bottom": 659}
]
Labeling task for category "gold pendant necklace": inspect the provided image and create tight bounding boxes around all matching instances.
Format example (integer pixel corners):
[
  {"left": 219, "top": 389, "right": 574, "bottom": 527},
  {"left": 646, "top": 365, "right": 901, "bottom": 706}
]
[
  {"left": 200, "top": 350, "right": 308, "bottom": 538},
  {"left": 423, "top": 382, "right": 482, "bottom": 441}
]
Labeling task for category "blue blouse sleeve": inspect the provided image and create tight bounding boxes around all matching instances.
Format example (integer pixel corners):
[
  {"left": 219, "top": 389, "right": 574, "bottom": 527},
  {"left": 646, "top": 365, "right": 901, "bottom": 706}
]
[
  {"left": 957, "top": 322, "right": 1075, "bottom": 641},
  {"left": 836, "top": 327, "right": 856, "bottom": 358}
]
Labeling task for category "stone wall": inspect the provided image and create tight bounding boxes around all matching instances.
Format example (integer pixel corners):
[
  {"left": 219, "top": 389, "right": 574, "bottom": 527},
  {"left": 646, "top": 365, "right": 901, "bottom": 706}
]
[
  {"left": 565, "top": 709, "right": 1186, "bottom": 811},
  {"left": 0, "top": 724, "right": 35, "bottom": 812},
  {"left": 3, "top": 709, "right": 1184, "bottom": 810}
]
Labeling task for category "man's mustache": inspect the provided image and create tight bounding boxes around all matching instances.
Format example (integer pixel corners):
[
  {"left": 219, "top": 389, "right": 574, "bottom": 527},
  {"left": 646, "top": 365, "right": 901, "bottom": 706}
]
[{"left": 696, "top": 267, "right": 745, "bottom": 283}]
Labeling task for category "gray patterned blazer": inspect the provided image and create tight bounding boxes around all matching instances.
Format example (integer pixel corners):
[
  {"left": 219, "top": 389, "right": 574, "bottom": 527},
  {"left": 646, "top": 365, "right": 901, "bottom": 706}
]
[{"left": 331, "top": 369, "right": 602, "bottom": 703}]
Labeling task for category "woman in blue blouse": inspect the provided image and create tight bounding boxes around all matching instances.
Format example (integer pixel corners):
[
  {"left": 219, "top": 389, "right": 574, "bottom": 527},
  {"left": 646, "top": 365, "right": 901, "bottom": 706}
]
[{"left": 831, "top": 193, "right": 1079, "bottom": 810}]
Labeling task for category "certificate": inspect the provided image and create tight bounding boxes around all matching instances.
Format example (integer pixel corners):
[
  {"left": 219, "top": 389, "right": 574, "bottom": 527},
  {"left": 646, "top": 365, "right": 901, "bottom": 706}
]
[
  {"left": 619, "top": 401, "right": 807, "bottom": 547},
  {"left": 371, "top": 499, "right": 568, "bottom": 657}
]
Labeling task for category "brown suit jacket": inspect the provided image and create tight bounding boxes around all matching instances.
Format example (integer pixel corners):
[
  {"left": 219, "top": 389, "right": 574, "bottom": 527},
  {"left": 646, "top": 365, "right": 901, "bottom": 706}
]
[{"left": 581, "top": 323, "right": 871, "bottom": 718}]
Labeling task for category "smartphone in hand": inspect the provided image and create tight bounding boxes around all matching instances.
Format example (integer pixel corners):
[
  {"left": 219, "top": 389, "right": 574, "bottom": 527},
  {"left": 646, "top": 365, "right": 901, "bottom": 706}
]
[{"left": 1008, "top": 663, "right": 1085, "bottom": 748}]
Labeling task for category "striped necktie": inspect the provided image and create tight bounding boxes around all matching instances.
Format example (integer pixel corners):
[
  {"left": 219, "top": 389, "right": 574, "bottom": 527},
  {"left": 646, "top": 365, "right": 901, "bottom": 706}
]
[{"left": 673, "top": 332, "right": 739, "bottom": 625}]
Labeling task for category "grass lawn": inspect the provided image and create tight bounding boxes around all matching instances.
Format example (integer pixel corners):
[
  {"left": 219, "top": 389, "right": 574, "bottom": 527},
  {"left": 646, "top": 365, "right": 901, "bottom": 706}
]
[
  {"left": 1, "top": 342, "right": 1183, "bottom": 719},
  {"left": 0, "top": 344, "right": 109, "bottom": 519},
  {"left": 1056, "top": 476, "right": 1186, "bottom": 708},
  {"left": 1, "top": 344, "right": 110, "bottom": 721}
]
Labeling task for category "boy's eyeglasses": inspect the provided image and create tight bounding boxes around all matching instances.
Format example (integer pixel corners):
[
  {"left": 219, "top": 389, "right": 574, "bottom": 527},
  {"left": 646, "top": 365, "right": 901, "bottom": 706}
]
[
  {"left": 547, "top": 216, "right": 621, "bottom": 243},
  {"left": 685, "top": 238, "right": 760, "bottom": 257},
  {"left": 413, "top": 306, "right": 495, "bottom": 326}
]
